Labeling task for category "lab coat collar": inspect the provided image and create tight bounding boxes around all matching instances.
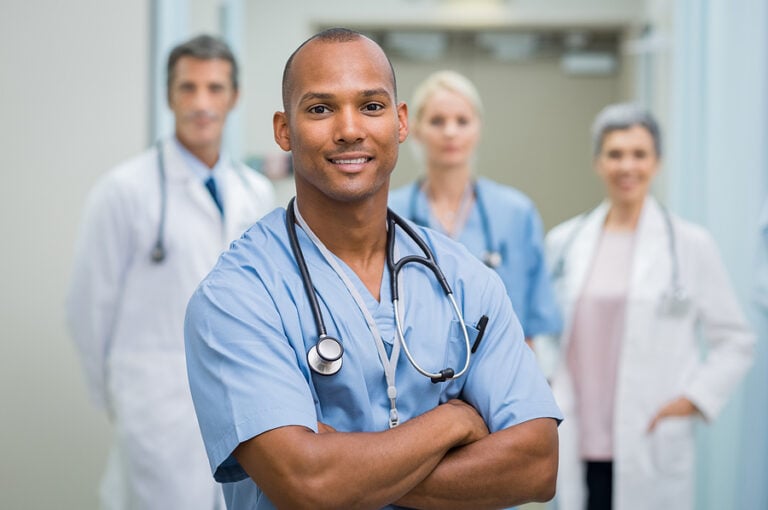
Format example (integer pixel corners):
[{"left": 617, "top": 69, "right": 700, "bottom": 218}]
[
  {"left": 560, "top": 195, "right": 667, "bottom": 301},
  {"left": 161, "top": 137, "right": 231, "bottom": 183},
  {"left": 159, "top": 137, "right": 230, "bottom": 221},
  {"left": 558, "top": 200, "right": 609, "bottom": 301},
  {"left": 170, "top": 136, "right": 228, "bottom": 181}
]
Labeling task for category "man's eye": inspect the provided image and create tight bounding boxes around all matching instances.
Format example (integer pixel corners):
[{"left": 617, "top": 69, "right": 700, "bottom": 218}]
[
  {"left": 308, "top": 105, "right": 329, "bottom": 114},
  {"left": 363, "top": 103, "right": 384, "bottom": 112}
]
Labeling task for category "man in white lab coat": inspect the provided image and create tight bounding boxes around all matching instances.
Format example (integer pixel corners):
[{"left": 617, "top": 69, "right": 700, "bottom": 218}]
[{"left": 66, "top": 34, "right": 274, "bottom": 510}]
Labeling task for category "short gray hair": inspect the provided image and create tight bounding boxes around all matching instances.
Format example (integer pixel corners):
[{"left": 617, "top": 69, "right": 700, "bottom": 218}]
[
  {"left": 411, "top": 70, "right": 483, "bottom": 124},
  {"left": 167, "top": 34, "right": 239, "bottom": 93},
  {"left": 591, "top": 102, "right": 662, "bottom": 157}
]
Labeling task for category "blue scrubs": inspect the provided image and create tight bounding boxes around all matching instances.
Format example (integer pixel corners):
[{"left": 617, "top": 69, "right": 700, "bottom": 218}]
[
  {"left": 185, "top": 208, "right": 562, "bottom": 509},
  {"left": 390, "top": 178, "right": 562, "bottom": 338}
]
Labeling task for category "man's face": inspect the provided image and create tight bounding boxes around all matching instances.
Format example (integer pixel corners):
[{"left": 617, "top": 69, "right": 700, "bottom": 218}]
[
  {"left": 168, "top": 56, "right": 238, "bottom": 156},
  {"left": 273, "top": 38, "right": 408, "bottom": 205}
]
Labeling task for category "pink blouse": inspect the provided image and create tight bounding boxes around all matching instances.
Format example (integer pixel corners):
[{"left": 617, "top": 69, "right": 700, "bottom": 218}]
[{"left": 567, "top": 229, "right": 635, "bottom": 460}]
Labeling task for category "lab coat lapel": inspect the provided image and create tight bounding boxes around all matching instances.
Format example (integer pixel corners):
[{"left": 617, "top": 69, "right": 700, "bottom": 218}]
[
  {"left": 561, "top": 201, "right": 610, "bottom": 304},
  {"left": 220, "top": 162, "right": 262, "bottom": 240},
  {"left": 162, "top": 138, "right": 227, "bottom": 222}
]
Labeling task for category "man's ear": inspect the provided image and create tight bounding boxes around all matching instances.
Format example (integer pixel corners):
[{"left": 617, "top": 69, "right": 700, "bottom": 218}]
[
  {"left": 397, "top": 102, "right": 409, "bottom": 144},
  {"left": 229, "top": 88, "right": 240, "bottom": 111},
  {"left": 273, "top": 111, "right": 291, "bottom": 151}
]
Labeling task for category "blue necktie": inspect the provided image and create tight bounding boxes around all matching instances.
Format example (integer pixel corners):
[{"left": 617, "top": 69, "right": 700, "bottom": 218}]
[{"left": 205, "top": 176, "right": 223, "bottom": 215}]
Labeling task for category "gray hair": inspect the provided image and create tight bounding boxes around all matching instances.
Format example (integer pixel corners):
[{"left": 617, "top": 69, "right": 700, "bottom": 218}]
[
  {"left": 591, "top": 102, "right": 662, "bottom": 157},
  {"left": 411, "top": 70, "right": 483, "bottom": 124},
  {"left": 167, "top": 34, "right": 239, "bottom": 92}
]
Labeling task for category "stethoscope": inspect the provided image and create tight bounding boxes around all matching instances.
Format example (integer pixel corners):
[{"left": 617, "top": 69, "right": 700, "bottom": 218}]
[
  {"left": 551, "top": 204, "right": 690, "bottom": 315},
  {"left": 408, "top": 180, "right": 502, "bottom": 268},
  {"left": 149, "top": 141, "right": 253, "bottom": 263},
  {"left": 150, "top": 141, "right": 170, "bottom": 263},
  {"left": 285, "top": 197, "right": 472, "bottom": 391}
]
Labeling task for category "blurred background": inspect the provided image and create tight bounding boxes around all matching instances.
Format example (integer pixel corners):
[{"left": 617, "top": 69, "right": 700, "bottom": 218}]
[{"left": 1, "top": 0, "right": 766, "bottom": 508}]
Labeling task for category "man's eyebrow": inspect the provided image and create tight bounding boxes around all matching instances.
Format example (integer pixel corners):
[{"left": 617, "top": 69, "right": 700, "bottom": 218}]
[
  {"left": 361, "top": 88, "right": 391, "bottom": 98},
  {"left": 298, "top": 91, "right": 333, "bottom": 104},
  {"left": 298, "top": 88, "right": 392, "bottom": 104}
]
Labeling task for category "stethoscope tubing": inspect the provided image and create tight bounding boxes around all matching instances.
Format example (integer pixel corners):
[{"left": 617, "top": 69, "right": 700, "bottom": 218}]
[
  {"left": 552, "top": 202, "right": 686, "bottom": 308},
  {"left": 150, "top": 139, "right": 256, "bottom": 264},
  {"left": 286, "top": 200, "right": 329, "bottom": 339},
  {"left": 387, "top": 211, "right": 452, "bottom": 298},
  {"left": 407, "top": 179, "right": 500, "bottom": 268},
  {"left": 287, "top": 197, "right": 472, "bottom": 383},
  {"left": 151, "top": 141, "right": 168, "bottom": 263},
  {"left": 387, "top": 210, "right": 472, "bottom": 381}
]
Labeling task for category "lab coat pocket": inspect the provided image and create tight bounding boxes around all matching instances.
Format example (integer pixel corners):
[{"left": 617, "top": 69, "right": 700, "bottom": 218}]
[{"left": 650, "top": 417, "right": 694, "bottom": 475}]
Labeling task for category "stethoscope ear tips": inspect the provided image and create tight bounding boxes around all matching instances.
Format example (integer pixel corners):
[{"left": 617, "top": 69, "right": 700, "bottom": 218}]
[{"left": 308, "top": 336, "right": 344, "bottom": 376}]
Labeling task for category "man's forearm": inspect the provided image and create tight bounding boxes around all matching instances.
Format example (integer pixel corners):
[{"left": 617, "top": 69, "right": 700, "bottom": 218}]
[
  {"left": 396, "top": 418, "right": 559, "bottom": 510},
  {"left": 234, "top": 400, "right": 488, "bottom": 510}
]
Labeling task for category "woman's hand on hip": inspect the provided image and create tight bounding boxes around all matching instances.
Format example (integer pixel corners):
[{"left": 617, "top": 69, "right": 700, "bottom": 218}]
[{"left": 647, "top": 397, "right": 701, "bottom": 432}]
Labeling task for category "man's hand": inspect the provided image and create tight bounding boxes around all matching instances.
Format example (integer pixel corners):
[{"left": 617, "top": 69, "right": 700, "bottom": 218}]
[
  {"left": 442, "top": 399, "right": 489, "bottom": 446},
  {"left": 647, "top": 397, "right": 701, "bottom": 432},
  {"left": 235, "top": 399, "right": 495, "bottom": 510}
]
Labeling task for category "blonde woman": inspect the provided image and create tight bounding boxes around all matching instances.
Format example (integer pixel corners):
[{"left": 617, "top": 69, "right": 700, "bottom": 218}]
[{"left": 389, "top": 70, "right": 561, "bottom": 344}]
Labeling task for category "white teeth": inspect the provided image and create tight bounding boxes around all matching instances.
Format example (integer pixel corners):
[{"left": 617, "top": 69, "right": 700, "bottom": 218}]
[{"left": 333, "top": 158, "right": 367, "bottom": 164}]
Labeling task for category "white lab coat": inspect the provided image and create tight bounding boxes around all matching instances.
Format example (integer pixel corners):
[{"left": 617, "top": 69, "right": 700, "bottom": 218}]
[
  {"left": 543, "top": 197, "right": 754, "bottom": 510},
  {"left": 66, "top": 138, "right": 274, "bottom": 510}
]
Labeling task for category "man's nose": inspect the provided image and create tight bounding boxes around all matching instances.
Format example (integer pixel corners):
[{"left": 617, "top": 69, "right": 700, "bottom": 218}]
[
  {"left": 335, "top": 108, "right": 365, "bottom": 144},
  {"left": 190, "top": 88, "right": 213, "bottom": 110}
]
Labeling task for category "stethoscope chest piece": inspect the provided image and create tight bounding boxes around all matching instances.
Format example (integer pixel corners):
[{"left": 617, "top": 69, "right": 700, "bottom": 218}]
[
  {"left": 150, "top": 243, "right": 166, "bottom": 263},
  {"left": 658, "top": 286, "right": 691, "bottom": 317},
  {"left": 308, "top": 335, "right": 344, "bottom": 376}
]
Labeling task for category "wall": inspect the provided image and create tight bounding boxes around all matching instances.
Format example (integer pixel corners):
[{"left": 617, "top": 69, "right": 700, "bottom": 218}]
[
  {"left": 663, "top": 1, "right": 768, "bottom": 509},
  {"left": 0, "top": 1, "right": 149, "bottom": 508},
  {"left": 389, "top": 51, "right": 623, "bottom": 228}
]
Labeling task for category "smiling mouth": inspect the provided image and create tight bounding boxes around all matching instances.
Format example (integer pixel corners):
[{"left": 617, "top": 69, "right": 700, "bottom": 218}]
[{"left": 330, "top": 157, "right": 371, "bottom": 164}]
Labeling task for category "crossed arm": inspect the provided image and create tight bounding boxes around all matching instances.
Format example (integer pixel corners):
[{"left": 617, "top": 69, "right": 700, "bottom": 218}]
[{"left": 233, "top": 399, "right": 558, "bottom": 510}]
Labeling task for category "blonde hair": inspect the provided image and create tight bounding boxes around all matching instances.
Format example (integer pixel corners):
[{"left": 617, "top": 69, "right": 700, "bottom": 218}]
[{"left": 410, "top": 70, "right": 484, "bottom": 124}]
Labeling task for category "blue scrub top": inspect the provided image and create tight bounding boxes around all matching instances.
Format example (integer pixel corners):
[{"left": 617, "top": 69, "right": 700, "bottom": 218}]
[
  {"left": 389, "top": 178, "right": 562, "bottom": 338},
  {"left": 185, "top": 208, "right": 562, "bottom": 510}
]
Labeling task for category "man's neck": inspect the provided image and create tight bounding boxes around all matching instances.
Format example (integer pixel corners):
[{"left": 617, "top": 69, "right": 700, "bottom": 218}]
[
  {"left": 295, "top": 191, "right": 389, "bottom": 300},
  {"left": 176, "top": 135, "right": 221, "bottom": 169}
]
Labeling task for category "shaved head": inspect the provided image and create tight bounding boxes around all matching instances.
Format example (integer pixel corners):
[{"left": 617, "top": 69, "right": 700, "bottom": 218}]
[{"left": 281, "top": 28, "right": 397, "bottom": 112}]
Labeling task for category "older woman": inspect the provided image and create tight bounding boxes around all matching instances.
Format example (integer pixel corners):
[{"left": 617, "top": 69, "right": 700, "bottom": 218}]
[
  {"left": 545, "top": 103, "right": 754, "bottom": 510},
  {"left": 389, "top": 70, "right": 561, "bottom": 343}
]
